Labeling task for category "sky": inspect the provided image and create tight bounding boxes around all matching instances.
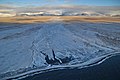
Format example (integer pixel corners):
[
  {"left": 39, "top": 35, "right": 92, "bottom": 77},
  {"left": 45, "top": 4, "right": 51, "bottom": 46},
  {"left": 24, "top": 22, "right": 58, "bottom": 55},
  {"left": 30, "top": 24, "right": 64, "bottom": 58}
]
[{"left": 0, "top": 0, "right": 120, "bottom": 6}]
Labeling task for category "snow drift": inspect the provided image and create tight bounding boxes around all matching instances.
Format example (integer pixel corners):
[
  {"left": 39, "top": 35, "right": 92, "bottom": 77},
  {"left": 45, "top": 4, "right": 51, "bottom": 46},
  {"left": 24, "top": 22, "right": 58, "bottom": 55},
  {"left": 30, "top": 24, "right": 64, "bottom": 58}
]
[{"left": 0, "top": 21, "right": 120, "bottom": 79}]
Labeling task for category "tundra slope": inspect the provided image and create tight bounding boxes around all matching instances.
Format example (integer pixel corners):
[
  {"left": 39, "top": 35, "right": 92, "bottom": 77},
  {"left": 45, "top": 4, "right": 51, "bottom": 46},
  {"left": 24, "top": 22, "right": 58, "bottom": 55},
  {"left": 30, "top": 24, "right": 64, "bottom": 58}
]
[{"left": 0, "top": 21, "right": 120, "bottom": 79}]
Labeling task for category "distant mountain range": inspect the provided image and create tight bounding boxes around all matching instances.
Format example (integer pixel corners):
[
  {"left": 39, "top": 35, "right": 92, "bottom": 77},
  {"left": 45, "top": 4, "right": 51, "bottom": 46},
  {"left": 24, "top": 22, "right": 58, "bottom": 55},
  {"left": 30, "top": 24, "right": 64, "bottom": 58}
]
[{"left": 0, "top": 5, "right": 120, "bottom": 17}]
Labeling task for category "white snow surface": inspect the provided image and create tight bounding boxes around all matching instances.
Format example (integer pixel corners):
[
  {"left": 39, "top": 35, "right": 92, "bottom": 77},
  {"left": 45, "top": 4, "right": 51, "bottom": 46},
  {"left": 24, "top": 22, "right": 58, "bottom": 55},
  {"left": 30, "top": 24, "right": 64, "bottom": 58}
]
[{"left": 0, "top": 21, "right": 120, "bottom": 79}]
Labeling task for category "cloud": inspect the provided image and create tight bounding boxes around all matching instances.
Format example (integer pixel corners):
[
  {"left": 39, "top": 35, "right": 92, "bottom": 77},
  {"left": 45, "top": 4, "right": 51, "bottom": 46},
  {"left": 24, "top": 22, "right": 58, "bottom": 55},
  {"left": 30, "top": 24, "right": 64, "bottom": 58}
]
[{"left": 0, "top": 2, "right": 120, "bottom": 14}]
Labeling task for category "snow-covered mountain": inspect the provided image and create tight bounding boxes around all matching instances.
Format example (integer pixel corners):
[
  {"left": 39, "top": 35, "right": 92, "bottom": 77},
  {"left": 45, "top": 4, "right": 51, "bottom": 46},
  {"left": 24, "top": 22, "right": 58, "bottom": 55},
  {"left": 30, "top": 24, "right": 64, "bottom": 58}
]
[
  {"left": 0, "top": 21, "right": 120, "bottom": 79},
  {"left": 16, "top": 10, "right": 117, "bottom": 16},
  {"left": 0, "top": 5, "right": 120, "bottom": 17}
]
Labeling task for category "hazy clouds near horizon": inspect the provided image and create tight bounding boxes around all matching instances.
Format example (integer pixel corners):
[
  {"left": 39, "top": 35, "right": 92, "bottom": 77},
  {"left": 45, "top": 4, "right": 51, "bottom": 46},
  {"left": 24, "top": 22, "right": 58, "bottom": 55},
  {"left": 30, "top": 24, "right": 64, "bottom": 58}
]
[
  {"left": 0, "top": 5, "right": 120, "bottom": 17},
  {"left": 0, "top": 5, "right": 120, "bottom": 12}
]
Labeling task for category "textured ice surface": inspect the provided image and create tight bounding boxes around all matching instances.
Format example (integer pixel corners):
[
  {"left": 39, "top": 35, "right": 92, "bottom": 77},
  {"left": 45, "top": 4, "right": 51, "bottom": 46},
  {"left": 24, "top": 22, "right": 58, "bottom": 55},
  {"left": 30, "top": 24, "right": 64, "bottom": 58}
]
[{"left": 0, "top": 22, "right": 120, "bottom": 79}]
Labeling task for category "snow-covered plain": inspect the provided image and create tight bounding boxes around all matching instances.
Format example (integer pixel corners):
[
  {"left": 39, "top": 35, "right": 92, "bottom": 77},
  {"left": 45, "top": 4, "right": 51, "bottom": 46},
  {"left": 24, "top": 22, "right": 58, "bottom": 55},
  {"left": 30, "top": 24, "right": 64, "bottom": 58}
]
[{"left": 0, "top": 21, "right": 120, "bottom": 79}]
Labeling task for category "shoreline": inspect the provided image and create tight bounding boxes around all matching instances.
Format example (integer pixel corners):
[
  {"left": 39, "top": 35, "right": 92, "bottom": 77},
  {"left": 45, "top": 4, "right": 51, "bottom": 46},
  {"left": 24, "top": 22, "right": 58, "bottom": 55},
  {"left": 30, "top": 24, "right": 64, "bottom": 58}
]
[
  {"left": 4, "top": 52, "right": 119, "bottom": 80},
  {"left": 0, "top": 16, "right": 120, "bottom": 23},
  {"left": 21, "top": 54, "right": 120, "bottom": 80}
]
